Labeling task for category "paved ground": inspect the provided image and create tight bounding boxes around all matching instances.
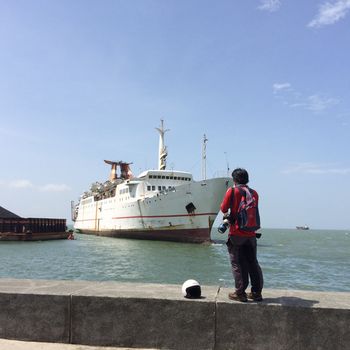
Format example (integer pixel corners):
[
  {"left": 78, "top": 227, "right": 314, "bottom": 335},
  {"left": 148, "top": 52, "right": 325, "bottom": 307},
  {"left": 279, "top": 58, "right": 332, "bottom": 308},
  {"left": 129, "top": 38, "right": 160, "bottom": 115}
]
[{"left": 0, "top": 339, "right": 157, "bottom": 350}]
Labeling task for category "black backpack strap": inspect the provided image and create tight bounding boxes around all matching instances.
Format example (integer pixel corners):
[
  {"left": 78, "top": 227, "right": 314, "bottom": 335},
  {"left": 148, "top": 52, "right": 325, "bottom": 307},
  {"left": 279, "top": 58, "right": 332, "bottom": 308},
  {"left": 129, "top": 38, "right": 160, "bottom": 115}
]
[
  {"left": 238, "top": 186, "right": 246, "bottom": 197},
  {"left": 246, "top": 186, "right": 254, "bottom": 195},
  {"left": 229, "top": 187, "right": 240, "bottom": 223},
  {"left": 229, "top": 186, "right": 248, "bottom": 221},
  {"left": 230, "top": 186, "right": 247, "bottom": 207}
]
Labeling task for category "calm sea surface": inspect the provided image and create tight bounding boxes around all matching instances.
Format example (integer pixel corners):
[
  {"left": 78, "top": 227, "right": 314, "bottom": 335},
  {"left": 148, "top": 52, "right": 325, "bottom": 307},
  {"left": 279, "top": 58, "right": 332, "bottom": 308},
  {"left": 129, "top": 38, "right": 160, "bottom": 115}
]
[{"left": 1, "top": 228, "right": 349, "bottom": 292}]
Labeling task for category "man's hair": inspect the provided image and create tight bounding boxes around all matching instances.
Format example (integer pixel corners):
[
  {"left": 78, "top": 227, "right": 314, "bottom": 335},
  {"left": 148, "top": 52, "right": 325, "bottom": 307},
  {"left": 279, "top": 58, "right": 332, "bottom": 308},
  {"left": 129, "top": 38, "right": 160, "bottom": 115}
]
[{"left": 231, "top": 168, "right": 249, "bottom": 185}]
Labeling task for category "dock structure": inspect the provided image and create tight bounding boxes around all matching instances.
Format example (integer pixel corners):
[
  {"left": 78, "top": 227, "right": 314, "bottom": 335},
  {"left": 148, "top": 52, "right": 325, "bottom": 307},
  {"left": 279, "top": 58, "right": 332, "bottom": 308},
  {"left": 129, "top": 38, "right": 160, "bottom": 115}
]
[
  {"left": 0, "top": 279, "right": 348, "bottom": 350},
  {"left": 0, "top": 206, "right": 67, "bottom": 241}
]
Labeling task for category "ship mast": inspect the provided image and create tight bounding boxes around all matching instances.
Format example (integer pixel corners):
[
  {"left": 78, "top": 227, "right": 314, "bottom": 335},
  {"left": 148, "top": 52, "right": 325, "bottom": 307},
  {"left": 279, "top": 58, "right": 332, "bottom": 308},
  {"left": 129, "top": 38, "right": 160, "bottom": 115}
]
[
  {"left": 155, "top": 119, "right": 169, "bottom": 170},
  {"left": 202, "top": 134, "right": 208, "bottom": 180}
]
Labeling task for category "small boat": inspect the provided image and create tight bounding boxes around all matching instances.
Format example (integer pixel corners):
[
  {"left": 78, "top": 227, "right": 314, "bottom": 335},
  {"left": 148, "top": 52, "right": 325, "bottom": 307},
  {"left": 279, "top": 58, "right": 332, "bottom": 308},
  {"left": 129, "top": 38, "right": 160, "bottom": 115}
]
[{"left": 296, "top": 225, "right": 309, "bottom": 230}]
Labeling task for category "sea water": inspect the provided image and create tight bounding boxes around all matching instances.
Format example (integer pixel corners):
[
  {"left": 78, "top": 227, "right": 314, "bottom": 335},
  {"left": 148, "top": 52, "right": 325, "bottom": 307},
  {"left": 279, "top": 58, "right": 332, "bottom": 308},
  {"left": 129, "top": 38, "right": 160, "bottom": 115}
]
[{"left": 1, "top": 228, "right": 349, "bottom": 292}]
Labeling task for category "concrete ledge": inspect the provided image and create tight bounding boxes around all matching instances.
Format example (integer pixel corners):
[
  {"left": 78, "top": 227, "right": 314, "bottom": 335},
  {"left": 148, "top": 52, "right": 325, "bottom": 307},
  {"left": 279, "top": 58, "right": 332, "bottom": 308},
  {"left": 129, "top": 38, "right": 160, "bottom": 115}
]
[
  {"left": 0, "top": 279, "right": 349, "bottom": 350},
  {"left": 70, "top": 282, "right": 217, "bottom": 349},
  {"left": 0, "top": 293, "right": 69, "bottom": 343},
  {"left": 0, "top": 338, "right": 156, "bottom": 350},
  {"left": 216, "top": 288, "right": 350, "bottom": 350},
  {"left": 0, "top": 279, "right": 91, "bottom": 343}
]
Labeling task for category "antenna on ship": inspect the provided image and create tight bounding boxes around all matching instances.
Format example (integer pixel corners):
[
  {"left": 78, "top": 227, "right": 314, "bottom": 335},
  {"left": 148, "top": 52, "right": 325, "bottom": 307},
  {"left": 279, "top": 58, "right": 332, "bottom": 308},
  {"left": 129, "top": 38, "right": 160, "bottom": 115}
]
[
  {"left": 224, "top": 152, "right": 230, "bottom": 176},
  {"left": 156, "top": 119, "right": 169, "bottom": 170},
  {"left": 202, "top": 134, "right": 208, "bottom": 180}
]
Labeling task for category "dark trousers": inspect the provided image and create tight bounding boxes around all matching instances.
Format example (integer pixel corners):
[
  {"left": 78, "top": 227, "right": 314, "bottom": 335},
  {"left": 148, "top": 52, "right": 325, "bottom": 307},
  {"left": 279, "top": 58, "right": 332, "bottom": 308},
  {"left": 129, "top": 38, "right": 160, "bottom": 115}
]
[{"left": 227, "top": 235, "right": 264, "bottom": 295}]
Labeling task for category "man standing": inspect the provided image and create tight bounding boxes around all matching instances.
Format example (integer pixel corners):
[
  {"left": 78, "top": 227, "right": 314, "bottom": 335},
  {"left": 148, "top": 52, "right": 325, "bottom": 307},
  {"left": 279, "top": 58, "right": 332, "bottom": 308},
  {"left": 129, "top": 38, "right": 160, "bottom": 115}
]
[{"left": 220, "top": 168, "right": 263, "bottom": 302}]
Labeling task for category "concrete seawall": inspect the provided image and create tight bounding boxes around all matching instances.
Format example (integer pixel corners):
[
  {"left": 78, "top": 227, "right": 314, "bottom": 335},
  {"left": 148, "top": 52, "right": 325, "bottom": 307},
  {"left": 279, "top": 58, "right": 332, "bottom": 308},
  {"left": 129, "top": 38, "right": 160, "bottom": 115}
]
[{"left": 0, "top": 279, "right": 349, "bottom": 350}]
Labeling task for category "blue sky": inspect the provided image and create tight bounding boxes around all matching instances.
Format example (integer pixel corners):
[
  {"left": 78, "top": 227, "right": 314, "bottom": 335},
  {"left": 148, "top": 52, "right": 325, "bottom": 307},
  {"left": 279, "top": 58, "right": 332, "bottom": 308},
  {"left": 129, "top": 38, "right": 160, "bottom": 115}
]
[{"left": 1, "top": 0, "right": 349, "bottom": 229}]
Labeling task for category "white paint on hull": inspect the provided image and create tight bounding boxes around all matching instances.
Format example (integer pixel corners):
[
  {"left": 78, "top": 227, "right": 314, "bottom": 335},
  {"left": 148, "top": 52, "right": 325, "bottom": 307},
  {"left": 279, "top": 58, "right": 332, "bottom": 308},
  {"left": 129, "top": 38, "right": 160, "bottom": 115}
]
[{"left": 74, "top": 176, "right": 232, "bottom": 241}]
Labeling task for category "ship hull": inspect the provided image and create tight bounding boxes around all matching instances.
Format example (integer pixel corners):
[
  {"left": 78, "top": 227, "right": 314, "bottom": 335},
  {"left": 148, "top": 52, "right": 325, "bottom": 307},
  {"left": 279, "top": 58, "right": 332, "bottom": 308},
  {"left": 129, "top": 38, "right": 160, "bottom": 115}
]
[
  {"left": 74, "top": 177, "right": 232, "bottom": 243},
  {"left": 80, "top": 227, "right": 210, "bottom": 243},
  {"left": 0, "top": 232, "right": 69, "bottom": 241}
]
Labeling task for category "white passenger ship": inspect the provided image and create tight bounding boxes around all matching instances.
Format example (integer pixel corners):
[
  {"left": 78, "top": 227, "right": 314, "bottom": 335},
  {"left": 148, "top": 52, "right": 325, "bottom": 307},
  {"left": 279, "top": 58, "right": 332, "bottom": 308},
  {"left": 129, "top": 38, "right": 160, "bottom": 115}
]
[{"left": 72, "top": 120, "right": 232, "bottom": 243}]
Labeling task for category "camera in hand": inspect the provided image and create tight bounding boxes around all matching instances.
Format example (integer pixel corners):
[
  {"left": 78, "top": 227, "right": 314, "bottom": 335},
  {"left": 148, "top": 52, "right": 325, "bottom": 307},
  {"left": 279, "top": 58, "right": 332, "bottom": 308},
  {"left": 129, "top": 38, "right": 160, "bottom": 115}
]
[
  {"left": 218, "top": 219, "right": 230, "bottom": 234},
  {"left": 218, "top": 214, "right": 232, "bottom": 234}
]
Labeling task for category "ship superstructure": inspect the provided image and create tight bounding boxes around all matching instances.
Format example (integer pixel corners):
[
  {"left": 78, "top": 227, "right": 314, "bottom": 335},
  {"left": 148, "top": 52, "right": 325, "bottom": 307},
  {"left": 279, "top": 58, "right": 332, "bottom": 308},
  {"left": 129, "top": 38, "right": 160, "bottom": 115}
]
[{"left": 73, "top": 120, "right": 232, "bottom": 243}]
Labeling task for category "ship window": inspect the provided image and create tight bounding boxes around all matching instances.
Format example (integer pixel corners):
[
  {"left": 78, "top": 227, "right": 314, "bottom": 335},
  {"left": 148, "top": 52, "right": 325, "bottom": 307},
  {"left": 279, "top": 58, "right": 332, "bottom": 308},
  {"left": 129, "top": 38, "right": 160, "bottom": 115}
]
[
  {"left": 147, "top": 186, "right": 151, "bottom": 191},
  {"left": 174, "top": 177, "right": 178, "bottom": 180},
  {"left": 181, "top": 177, "right": 184, "bottom": 180},
  {"left": 161, "top": 176, "right": 165, "bottom": 179},
  {"left": 170, "top": 176, "right": 173, "bottom": 179},
  {"left": 166, "top": 176, "right": 169, "bottom": 179},
  {"left": 162, "top": 186, "right": 166, "bottom": 190},
  {"left": 149, "top": 175, "right": 153, "bottom": 179},
  {"left": 152, "top": 185, "right": 155, "bottom": 191},
  {"left": 158, "top": 186, "right": 162, "bottom": 191}
]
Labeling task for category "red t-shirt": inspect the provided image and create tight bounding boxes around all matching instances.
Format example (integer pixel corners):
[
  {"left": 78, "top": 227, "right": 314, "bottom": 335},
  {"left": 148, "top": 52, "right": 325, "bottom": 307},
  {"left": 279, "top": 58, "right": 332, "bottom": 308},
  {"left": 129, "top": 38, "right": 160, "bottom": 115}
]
[{"left": 220, "top": 186, "right": 259, "bottom": 237}]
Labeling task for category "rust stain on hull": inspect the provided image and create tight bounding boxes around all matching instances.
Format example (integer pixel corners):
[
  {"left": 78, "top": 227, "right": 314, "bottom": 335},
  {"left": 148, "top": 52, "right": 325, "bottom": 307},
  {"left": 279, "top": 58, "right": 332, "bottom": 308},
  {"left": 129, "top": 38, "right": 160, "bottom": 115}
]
[{"left": 80, "top": 227, "right": 211, "bottom": 243}]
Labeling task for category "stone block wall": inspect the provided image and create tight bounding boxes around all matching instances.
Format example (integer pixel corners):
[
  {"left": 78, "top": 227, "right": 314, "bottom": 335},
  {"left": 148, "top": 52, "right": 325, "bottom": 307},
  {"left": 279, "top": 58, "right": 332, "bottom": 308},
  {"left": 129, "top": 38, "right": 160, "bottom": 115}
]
[{"left": 0, "top": 279, "right": 349, "bottom": 350}]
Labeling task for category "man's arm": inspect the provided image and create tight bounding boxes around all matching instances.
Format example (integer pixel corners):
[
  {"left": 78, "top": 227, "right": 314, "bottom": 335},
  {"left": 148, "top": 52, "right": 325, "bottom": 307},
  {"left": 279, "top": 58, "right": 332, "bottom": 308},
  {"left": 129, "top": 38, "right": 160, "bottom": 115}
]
[{"left": 220, "top": 187, "right": 233, "bottom": 214}]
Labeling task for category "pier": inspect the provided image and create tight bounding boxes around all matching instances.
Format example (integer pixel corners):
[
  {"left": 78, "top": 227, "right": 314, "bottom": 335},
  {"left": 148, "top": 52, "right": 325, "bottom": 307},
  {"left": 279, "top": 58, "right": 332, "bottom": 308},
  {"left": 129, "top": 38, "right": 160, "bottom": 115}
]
[
  {"left": 0, "top": 206, "right": 67, "bottom": 241},
  {"left": 0, "top": 279, "right": 349, "bottom": 349}
]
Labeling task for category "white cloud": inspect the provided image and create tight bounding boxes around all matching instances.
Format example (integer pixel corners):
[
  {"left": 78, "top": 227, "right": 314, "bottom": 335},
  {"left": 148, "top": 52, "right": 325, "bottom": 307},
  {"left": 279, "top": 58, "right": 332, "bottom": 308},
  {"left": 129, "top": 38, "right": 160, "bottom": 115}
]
[
  {"left": 335, "top": 111, "right": 350, "bottom": 126},
  {"left": 273, "top": 82, "right": 291, "bottom": 93},
  {"left": 309, "top": 0, "right": 350, "bottom": 28},
  {"left": 9, "top": 179, "right": 34, "bottom": 189},
  {"left": 282, "top": 162, "right": 350, "bottom": 175},
  {"left": 306, "top": 94, "right": 339, "bottom": 112},
  {"left": 258, "top": 0, "right": 282, "bottom": 12},
  {"left": 272, "top": 83, "right": 339, "bottom": 113},
  {"left": 0, "top": 179, "right": 70, "bottom": 192},
  {"left": 39, "top": 184, "right": 71, "bottom": 192}
]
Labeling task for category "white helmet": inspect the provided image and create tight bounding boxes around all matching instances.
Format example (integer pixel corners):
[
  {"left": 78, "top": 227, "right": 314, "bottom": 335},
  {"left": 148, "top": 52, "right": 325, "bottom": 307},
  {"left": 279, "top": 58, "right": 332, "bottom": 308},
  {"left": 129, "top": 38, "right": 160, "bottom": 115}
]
[{"left": 182, "top": 279, "right": 201, "bottom": 299}]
